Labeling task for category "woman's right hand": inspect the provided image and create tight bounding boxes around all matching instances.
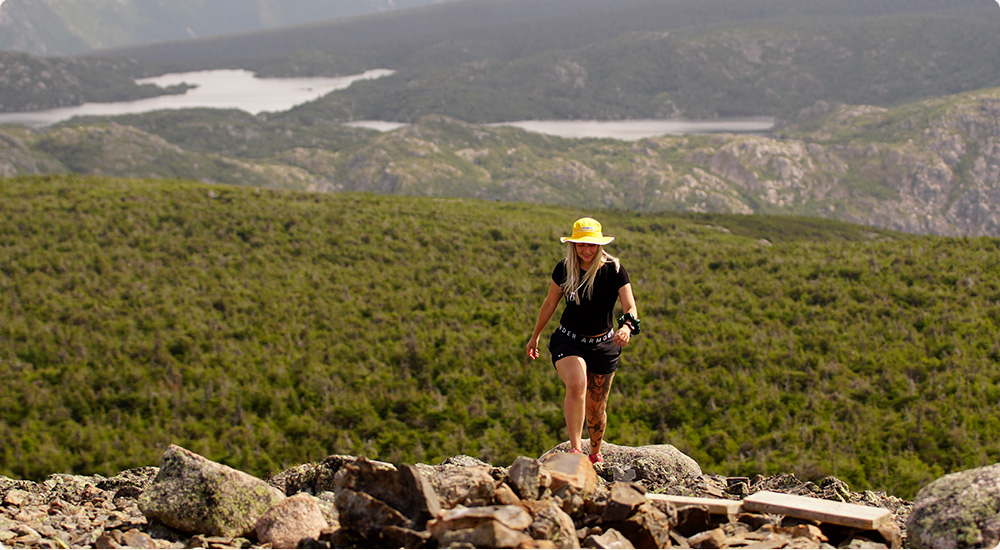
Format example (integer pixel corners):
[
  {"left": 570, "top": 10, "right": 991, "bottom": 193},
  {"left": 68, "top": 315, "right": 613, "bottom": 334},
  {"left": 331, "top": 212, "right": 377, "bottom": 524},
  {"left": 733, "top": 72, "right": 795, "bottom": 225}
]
[{"left": 526, "top": 337, "right": 540, "bottom": 360}]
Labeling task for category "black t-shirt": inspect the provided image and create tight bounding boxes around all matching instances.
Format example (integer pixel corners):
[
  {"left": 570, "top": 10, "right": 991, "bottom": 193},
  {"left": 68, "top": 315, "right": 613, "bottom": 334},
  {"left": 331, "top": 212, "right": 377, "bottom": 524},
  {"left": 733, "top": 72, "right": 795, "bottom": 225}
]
[{"left": 552, "top": 259, "right": 630, "bottom": 336}]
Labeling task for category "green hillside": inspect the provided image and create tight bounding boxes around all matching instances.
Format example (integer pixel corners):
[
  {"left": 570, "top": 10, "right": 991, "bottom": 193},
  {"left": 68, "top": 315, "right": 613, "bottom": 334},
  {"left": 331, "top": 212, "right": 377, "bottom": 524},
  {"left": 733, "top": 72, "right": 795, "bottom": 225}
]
[
  {"left": 88, "top": 0, "right": 1000, "bottom": 122},
  {"left": 3, "top": 174, "right": 1000, "bottom": 500}
]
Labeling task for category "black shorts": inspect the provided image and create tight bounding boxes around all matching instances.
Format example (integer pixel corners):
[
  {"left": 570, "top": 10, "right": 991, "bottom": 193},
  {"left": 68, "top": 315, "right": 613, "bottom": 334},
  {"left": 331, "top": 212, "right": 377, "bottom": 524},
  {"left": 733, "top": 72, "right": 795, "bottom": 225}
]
[{"left": 548, "top": 325, "right": 622, "bottom": 375}]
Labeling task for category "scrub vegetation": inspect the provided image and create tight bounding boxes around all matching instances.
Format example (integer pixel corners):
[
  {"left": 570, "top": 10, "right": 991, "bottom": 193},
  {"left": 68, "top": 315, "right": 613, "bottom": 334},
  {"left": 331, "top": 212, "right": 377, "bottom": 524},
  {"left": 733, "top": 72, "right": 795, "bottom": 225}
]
[{"left": 3, "top": 174, "right": 999, "bottom": 500}]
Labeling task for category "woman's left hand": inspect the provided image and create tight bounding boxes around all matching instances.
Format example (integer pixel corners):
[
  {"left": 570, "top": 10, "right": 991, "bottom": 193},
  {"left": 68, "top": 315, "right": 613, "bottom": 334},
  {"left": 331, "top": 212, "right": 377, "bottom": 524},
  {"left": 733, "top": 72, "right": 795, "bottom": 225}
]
[{"left": 614, "top": 326, "right": 631, "bottom": 347}]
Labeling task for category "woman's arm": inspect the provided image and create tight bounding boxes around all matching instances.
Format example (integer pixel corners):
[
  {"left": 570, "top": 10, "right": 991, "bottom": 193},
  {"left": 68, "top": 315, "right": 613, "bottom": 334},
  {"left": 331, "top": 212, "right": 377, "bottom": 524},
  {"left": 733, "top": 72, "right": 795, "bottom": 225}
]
[
  {"left": 619, "top": 283, "right": 637, "bottom": 317},
  {"left": 526, "top": 280, "right": 564, "bottom": 360}
]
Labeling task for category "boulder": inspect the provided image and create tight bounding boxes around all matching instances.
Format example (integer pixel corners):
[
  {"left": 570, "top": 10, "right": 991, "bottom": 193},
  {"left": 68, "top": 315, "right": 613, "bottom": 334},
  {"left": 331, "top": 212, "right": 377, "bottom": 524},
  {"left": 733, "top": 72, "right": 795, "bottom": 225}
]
[
  {"left": 417, "top": 462, "right": 497, "bottom": 508},
  {"left": 543, "top": 442, "right": 702, "bottom": 483},
  {"left": 907, "top": 463, "right": 1000, "bottom": 549},
  {"left": 583, "top": 528, "right": 636, "bottom": 549},
  {"left": 603, "top": 501, "right": 674, "bottom": 549},
  {"left": 541, "top": 453, "right": 598, "bottom": 500},
  {"left": 522, "top": 498, "right": 581, "bottom": 549},
  {"left": 138, "top": 444, "right": 285, "bottom": 538},
  {"left": 333, "top": 456, "right": 438, "bottom": 546},
  {"left": 428, "top": 505, "right": 533, "bottom": 548},
  {"left": 255, "top": 492, "right": 329, "bottom": 549},
  {"left": 508, "top": 456, "right": 551, "bottom": 501},
  {"left": 601, "top": 482, "right": 647, "bottom": 523}
]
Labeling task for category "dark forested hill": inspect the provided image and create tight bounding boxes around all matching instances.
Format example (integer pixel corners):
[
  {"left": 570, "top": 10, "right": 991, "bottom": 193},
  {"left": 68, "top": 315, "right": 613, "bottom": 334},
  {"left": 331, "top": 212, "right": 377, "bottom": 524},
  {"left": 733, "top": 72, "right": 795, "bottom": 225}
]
[
  {"left": 3, "top": 174, "right": 1000, "bottom": 502},
  {"left": 11, "top": 0, "right": 996, "bottom": 122}
]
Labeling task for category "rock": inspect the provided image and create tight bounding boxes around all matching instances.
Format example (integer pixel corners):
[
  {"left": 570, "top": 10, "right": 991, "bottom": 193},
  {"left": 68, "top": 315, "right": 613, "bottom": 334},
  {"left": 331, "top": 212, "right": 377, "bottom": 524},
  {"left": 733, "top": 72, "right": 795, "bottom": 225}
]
[
  {"left": 907, "top": 463, "right": 1000, "bottom": 549},
  {"left": 541, "top": 453, "right": 598, "bottom": 500},
  {"left": 522, "top": 498, "right": 580, "bottom": 548},
  {"left": 543, "top": 442, "right": 702, "bottom": 484},
  {"left": 120, "top": 529, "right": 157, "bottom": 549},
  {"left": 319, "top": 454, "right": 395, "bottom": 494},
  {"left": 603, "top": 502, "right": 674, "bottom": 549},
  {"left": 332, "top": 457, "right": 438, "bottom": 546},
  {"left": 266, "top": 463, "right": 318, "bottom": 496},
  {"left": 428, "top": 505, "right": 533, "bottom": 548},
  {"left": 255, "top": 493, "right": 329, "bottom": 549},
  {"left": 417, "top": 462, "right": 496, "bottom": 508},
  {"left": 137, "top": 444, "right": 285, "bottom": 538},
  {"left": 434, "top": 518, "right": 533, "bottom": 548},
  {"left": 333, "top": 487, "right": 413, "bottom": 540},
  {"left": 508, "top": 456, "right": 549, "bottom": 500},
  {"left": 583, "top": 528, "right": 637, "bottom": 549},
  {"left": 787, "top": 523, "right": 827, "bottom": 542},
  {"left": 494, "top": 482, "right": 521, "bottom": 505},
  {"left": 3, "top": 489, "right": 29, "bottom": 506},
  {"left": 87, "top": 467, "right": 159, "bottom": 505},
  {"left": 601, "top": 482, "right": 647, "bottom": 523},
  {"left": 333, "top": 456, "right": 440, "bottom": 525},
  {"left": 687, "top": 527, "right": 728, "bottom": 548}
]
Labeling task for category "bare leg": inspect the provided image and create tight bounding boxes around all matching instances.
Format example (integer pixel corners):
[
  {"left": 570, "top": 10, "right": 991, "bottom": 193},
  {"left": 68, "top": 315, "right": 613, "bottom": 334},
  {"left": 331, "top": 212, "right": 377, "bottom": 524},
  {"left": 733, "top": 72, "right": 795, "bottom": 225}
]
[
  {"left": 586, "top": 371, "right": 615, "bottom": 454},
  {"left": 555, "top": 356, "right": 588, "bottom": 451}
]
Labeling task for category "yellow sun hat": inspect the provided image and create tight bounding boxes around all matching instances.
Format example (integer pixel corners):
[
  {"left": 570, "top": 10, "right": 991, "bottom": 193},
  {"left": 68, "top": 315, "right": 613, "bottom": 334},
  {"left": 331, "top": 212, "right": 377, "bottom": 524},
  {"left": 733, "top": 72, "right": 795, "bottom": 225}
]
[{"left": 560, "top": 217, "right": 615, "bottom": 245}]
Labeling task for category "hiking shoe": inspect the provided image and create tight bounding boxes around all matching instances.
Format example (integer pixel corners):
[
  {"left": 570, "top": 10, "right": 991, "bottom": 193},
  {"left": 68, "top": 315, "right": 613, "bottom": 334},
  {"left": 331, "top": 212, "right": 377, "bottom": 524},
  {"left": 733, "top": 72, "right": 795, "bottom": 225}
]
[
  {"left": 570, "top": 447, "right": 583, "bottom": 455},
  {"left": 589, "top": 452, "right": 603, "bottom": 464}
]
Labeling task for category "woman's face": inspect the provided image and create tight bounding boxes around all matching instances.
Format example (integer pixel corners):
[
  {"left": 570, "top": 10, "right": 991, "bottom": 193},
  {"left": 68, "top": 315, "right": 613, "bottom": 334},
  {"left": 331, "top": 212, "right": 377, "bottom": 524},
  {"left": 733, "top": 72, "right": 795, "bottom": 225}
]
[{"left": 574, "top": 242, "right": 599, "bottom": 266}]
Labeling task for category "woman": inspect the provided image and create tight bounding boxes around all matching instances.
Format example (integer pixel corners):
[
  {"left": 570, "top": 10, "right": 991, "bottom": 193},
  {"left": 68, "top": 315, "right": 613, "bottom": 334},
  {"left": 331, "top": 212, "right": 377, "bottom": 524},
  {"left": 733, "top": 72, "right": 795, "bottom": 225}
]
[{"left": 527, "top": 217, "right": 640, "bottom": 464}]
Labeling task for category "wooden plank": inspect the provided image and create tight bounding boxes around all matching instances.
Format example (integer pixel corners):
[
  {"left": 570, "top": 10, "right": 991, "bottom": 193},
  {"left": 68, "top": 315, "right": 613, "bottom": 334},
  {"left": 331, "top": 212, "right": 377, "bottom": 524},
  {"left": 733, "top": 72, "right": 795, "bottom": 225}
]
[
  {"left": 742, "top": 490, "right": 890, "bottom": 530},
  {"left": 647, "top": 493, "right": 743, "bottom": 516}
]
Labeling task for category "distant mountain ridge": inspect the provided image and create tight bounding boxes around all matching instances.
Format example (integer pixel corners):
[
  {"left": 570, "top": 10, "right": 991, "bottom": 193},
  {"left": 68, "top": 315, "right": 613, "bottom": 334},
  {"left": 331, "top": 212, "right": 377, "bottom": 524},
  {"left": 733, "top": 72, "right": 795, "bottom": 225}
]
[
  {"left": 2, "top": 0, "right": 1000, "bottom": 237},
  {"left": 0, "top": 0, "right": 460, "bottom": 56},
  {"left": 3, "top": 86, "right": 999, "bottom": 236}
]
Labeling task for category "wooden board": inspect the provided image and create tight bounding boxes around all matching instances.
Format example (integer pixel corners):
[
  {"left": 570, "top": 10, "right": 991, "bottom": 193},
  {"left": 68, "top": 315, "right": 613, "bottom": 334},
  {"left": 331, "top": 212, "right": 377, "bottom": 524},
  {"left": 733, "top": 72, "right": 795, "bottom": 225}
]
[
  {"left": 742, "top": 491, "right": 891, "bottom": 530},
  {"left": 647, "top": 494, "right": 743, "bottom": 516}
]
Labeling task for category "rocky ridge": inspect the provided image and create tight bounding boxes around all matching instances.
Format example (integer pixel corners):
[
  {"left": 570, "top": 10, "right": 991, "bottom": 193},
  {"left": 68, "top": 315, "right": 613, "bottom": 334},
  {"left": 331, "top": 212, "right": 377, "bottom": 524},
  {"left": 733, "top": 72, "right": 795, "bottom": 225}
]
[
  {"left": 3, "top": 87, "right": 1000, "bottom": 237},
  {"left": 0, "top": 442, "right": 911, "bottom": 549}
]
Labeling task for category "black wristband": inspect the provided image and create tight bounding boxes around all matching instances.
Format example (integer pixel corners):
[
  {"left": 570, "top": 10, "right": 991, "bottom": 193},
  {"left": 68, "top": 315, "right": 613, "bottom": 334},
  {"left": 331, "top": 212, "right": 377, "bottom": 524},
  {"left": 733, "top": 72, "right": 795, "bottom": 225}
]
[{"left": 617, "top": 313, "right": 641, "bottom": 335}]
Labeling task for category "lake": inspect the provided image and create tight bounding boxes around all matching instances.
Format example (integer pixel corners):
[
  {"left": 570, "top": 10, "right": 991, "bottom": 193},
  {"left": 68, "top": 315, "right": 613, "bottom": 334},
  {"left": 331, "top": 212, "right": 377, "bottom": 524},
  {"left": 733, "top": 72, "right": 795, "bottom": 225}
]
[
  {"left": 0, "top": 68, "right": 395, "bottom": 127},
  {"left": 0, "top": 68, "right": 774, "bottom": 139},
  {"left": 491, "top": 118, "right": 775, "bottom": 140},
  {"left": 346, "top": 118, "right": 775, "bottom": 141}
]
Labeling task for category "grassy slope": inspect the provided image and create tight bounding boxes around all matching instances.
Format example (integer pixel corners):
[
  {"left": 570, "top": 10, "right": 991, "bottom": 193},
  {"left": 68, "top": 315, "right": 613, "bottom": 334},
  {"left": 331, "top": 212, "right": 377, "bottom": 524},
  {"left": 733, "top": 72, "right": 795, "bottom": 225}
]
[{"left": 2, "top": 174, "right": 999, "bottom": 500}]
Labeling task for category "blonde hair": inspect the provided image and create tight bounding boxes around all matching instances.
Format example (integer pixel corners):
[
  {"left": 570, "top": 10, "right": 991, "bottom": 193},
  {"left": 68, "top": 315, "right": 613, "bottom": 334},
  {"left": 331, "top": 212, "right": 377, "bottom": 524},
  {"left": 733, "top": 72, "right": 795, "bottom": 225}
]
[{"left": 561, "top": 243, "right": 620, "bottom": 304}]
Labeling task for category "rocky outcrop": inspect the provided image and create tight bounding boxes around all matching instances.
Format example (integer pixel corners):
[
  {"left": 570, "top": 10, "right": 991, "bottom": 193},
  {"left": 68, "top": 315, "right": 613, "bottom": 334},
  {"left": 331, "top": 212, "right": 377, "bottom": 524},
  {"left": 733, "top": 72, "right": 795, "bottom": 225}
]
[
  {"left": 906, "top": 463, "right": 1000, "bottom": 549},
  {"left": 542, "top": 441, "right": 703, "bottom": 485},
  {"left": 0, "top": 442, "right": 915, "bottom": 549},
  {"left": 138, "top": 444, "right": 286, "bottom": 538}
]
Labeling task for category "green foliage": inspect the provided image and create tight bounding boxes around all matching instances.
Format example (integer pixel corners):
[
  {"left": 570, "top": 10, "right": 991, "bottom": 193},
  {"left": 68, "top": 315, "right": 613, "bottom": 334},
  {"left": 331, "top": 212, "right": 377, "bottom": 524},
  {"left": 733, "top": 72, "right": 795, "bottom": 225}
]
[
  {"left": 0, "top": 52, "right": 185, "bottom": 113},
  {"left": 1, "top": 174, "right": 998, "bottom": 501}
]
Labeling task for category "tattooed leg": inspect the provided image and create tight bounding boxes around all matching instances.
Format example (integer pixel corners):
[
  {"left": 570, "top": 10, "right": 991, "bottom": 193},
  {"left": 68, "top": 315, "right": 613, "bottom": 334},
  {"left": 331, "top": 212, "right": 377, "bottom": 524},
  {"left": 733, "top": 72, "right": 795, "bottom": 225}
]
[{"left": 585, "top": 371, "right": 615, "bottom": 454}]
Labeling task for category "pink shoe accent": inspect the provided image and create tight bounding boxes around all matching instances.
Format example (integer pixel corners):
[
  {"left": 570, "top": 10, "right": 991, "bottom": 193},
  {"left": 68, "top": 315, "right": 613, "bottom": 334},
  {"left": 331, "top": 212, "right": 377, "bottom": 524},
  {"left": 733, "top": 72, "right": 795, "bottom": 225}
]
[{"left": 589, "top": 452, "right": 603, "bottom": 464}]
